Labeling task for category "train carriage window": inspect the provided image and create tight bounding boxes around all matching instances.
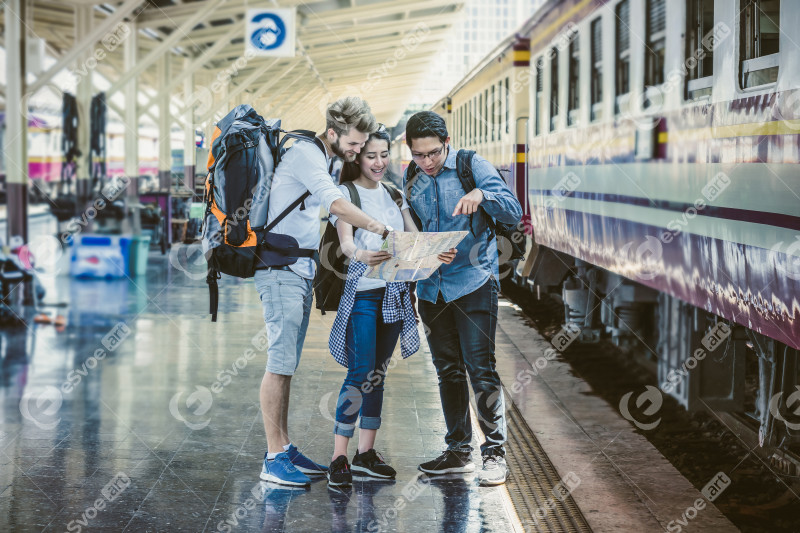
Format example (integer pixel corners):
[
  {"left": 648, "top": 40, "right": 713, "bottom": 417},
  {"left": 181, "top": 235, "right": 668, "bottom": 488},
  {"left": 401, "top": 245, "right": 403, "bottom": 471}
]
[
  {"left": 484, "top": 88, "right": 489, "bottom": 142},
  {"left": 740, "top": 0, "right": 780, "bottom": 89},
  {"left": 590, "top": 18, "right": 603, "bottom": 121},
  {"left": 456, "top": 107, "right": 460, "bottom": 146},
  {"left": 568, "top": 31, "right": 580, "bottom": 126},
  {"left": 458, "top": 106, "right": 462, "bottom": 145},
  {"left": 491, "top": 84, "right": 496, "bottom": 142},
  {"left": 505, "top": 77, "right": 510, "bottom": 135},
  {"left": 615, "top": 0, "right": 631, "bottom": 114},
  {"left": 461, "top": 106, "right": 465, "bottom": 145},
  {"left": 535, "top": 57, "right": 543, "bottom": 136},
  {"left": 645, "top": 0, "right": 667, "bottom": 87},
  {"left": 478, "top": 92, "right": 483, "bottom": 144},
  {"left": 685, "top": 0, "right": 715, "bottom": 99},
  {"left": 498, "top": 81, "right": 504, "bottom": 141},
  {"left": 550, "top": 47, "right": 559, "bottom": 132},
  {"left": 469, "top": 98, "right": 474, "bottom": 145},
  {"left": 473, "top": 96, "right": 478, "bottom": 145}
]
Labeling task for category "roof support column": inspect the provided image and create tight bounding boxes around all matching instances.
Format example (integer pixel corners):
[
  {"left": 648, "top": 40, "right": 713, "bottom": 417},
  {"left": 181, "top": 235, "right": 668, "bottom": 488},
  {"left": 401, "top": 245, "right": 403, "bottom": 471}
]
[
  {"left": 158, "top": 55, "right": 172, "bottom": 191},
  {"left": 4, "top": 0, "right": 28, "bottom": 248},
  {"left": 183, "top": 57, "right": 197, "bottom": 194},
  {"left": 123, "top": 21, "right": 140, "bottom": 234},
  {"left": 75, "top": 4, "right": 93, "bottom": 205}
]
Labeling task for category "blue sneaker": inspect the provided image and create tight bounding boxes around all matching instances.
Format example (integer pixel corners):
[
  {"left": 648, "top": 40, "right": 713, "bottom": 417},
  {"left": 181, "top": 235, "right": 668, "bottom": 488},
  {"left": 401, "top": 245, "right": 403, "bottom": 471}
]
[
  {"left": 286, "top": 444, "right": 328, "bottom": 475},
  {"left": 261, "top": 452, "right": 311, "bottom": 486}
]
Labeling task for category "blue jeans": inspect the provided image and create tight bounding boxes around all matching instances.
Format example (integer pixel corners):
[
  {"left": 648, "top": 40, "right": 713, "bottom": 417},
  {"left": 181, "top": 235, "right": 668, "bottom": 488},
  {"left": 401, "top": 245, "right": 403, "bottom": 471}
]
[
  {"left": 418, "top": 278, "right": 506, "bottom": 456},
  {"left": 334, "top": 288, "right": 403, "bottom": 437}
]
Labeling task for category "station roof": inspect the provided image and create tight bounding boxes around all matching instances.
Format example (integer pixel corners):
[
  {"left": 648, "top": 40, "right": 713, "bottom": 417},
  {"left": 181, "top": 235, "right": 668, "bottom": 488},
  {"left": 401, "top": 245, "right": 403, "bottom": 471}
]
[{"left": 4, "top": 0, "right": 465, "bottom": 129}]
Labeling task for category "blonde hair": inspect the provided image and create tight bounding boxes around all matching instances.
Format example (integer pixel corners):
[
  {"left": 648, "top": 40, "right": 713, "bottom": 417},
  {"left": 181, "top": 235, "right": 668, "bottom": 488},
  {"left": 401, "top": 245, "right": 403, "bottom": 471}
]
[{"left": 326, "top": 96, "right": 378, "bottom": 136}]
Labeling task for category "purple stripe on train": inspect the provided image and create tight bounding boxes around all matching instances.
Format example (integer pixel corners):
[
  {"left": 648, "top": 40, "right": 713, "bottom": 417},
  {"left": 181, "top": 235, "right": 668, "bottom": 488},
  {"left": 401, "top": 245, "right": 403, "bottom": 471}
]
[
  {"left": 531, "top": 205, "right": 800, "bottom": 350},
  {"left": 529, "top": 189, "right": 800, "bottom": 232}
]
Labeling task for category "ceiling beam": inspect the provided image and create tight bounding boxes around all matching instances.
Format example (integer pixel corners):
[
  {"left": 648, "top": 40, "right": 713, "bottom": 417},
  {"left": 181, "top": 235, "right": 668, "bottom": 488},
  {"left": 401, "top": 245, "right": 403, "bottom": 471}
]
[
  {"left": 301, "top": 0, "right": 460, "bottom": 29},
  {"left": 105, "top": 0, "right": 227, "bottom": 98},
  {"left": 27, "top": 0, "right": 144, "bottom": 95},
  {"left": 139, "top": 19, "right": 247, "bottom": 112}
]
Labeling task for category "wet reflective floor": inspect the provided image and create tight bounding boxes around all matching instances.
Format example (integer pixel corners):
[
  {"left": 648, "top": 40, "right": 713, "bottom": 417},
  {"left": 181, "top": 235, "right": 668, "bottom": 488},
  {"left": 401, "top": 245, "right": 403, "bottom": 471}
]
[{"left": 0, "top": 249, "right": 518, "bottom": 532}]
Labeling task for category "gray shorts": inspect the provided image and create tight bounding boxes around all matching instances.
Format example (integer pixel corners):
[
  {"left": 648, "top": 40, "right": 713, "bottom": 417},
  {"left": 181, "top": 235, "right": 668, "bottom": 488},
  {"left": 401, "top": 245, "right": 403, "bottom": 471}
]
[{"left": 254, "top": 268, "right": 313, "bottom": 376}]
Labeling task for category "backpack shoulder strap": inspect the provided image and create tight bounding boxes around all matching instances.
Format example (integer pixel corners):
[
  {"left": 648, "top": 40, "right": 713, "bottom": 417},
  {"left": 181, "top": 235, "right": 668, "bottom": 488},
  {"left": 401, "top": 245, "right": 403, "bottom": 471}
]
[
  {"left": 404, "top": 161, "right": 420, "bottom": 199},
  {"left": 277, "top": 129, "right": 321, "bottom": 157},
  {"left": 455, "top": 149, "right": 477, "bottom": 192},
  {"left": 406, "top": 160, "right": 420, "bottom": 180},
  {"left": 381, "top": 182, "right": 403, "bottom": 209},
  {"left": 342, "top": 181, "right": 361, "bottom": 209},
  {"left": 456, "top": 149, "right": 489, "bottom": 237},
  {"left": 264, "top": 191, "right": 312, "bottom": 232}
]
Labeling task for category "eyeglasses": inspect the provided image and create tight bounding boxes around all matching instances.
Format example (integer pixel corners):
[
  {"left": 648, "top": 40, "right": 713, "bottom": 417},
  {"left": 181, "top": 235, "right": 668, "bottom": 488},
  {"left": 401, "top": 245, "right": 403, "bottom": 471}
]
[
  {"left": 411, "top": 145, "right": 445, "bottom": 162},
  {"left": 376, "top": 123, "right": 387, "bottom": 133}
]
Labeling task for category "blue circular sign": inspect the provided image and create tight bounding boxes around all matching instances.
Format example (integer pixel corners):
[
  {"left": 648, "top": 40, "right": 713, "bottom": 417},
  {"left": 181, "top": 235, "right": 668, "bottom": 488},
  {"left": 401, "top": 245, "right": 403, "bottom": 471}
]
[{"left": 250, "top": 13, "right": 286, "bottom": 51}]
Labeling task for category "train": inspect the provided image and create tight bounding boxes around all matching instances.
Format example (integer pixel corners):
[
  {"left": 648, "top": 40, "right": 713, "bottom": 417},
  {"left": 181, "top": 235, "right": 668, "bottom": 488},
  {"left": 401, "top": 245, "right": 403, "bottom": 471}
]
[{"left": 417, "top": 0, "right": 799, "bottom": 454}]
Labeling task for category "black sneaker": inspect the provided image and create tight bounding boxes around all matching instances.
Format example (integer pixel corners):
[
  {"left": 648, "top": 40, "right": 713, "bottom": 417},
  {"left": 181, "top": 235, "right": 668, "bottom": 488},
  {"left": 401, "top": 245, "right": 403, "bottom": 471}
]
[
  {"left": 418, "top": 450, "right": 475, "bottom": 474},
  {"left": 352, "top": 449, "right": 396, "bottom": 479},
  {"left": 327, "top": 455, "right": 352, "bottom": 487}
]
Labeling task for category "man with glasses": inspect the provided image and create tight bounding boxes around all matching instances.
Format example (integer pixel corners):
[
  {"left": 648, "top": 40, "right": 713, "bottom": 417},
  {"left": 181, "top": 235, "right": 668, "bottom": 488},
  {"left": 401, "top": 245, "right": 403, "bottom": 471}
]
[{"left": 403, "top": 111, "right": 522, "bottom": 486}]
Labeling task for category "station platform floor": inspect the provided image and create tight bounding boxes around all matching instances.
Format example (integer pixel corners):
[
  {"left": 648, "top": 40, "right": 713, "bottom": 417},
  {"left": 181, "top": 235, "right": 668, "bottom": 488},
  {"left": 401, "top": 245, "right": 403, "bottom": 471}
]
[{"left": 0, "top": 250, "right": 520, "bottom": 532}]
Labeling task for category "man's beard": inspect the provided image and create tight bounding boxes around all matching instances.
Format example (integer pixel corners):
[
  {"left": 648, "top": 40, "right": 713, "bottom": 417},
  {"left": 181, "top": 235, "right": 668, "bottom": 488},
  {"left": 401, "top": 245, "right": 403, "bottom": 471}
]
[{"left": 329, "top": 136, "right": 356, "bottom": 162}]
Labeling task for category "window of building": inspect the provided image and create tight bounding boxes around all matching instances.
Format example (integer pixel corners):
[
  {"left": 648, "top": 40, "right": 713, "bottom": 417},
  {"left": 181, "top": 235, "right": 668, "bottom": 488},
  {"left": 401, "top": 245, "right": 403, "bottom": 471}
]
[
  {"left": 645, "top": 0, "right": 666, "bottom": 87},
  {"left": 685, "top": 0, "right": 715, "bottom": 98},
  {"left": 550, "top": 48, "right": 559, "bottom": 131},
  {"left": 535, "top": 57, "right": 543, "bottom": 136},
  {"left": 615, "top": 0, "right": 631, "bottom": 114},
  {"left": 740, "top": 0, "right": 780, "bottom": 89},
  {"left": 568, "top": 31, "right": 580, "bottom": 126},
  {"left": 590, "top": 17, "right": 603, "bottom": 121}
]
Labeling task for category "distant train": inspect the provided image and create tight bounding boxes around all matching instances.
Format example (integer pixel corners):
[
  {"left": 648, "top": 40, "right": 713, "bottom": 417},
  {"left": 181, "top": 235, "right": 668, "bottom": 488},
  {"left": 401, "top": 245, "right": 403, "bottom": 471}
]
[
  {"left": 422, "top": 0, "right": 799, "bottom": 452},
  {"left": 0, "top": 112, "right": 193, "bottom": 201}
]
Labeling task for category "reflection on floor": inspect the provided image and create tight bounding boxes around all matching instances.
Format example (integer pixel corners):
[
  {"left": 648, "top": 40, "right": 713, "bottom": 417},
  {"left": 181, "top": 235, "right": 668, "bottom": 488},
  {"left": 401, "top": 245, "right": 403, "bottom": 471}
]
[{"left": 0, "top": 251, "right": 517, "bottom": 532}]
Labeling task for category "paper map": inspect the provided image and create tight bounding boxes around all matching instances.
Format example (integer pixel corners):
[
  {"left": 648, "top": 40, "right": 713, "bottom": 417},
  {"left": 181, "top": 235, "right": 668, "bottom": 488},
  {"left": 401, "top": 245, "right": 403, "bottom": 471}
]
[{"left": 364, "top": 231, "right": 468, "bottom": 282}]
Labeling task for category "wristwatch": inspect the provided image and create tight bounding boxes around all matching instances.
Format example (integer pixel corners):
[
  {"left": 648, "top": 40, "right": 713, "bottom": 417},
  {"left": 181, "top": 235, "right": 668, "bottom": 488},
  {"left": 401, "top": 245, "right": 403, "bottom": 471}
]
[{"left": 381, "top": 225, "right": 393, "bottom": 240}]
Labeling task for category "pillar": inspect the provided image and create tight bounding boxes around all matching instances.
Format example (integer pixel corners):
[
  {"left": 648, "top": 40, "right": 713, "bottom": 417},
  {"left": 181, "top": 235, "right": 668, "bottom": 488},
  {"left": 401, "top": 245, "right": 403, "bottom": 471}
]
[{"left": 5, "top": 0, "right": 28, "bottom": 248}]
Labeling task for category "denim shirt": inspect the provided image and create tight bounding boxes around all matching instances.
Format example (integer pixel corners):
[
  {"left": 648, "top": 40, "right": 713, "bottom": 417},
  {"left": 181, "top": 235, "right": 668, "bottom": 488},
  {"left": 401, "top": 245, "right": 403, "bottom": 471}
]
[{"left": 403, "top": 145, "right": 523, "bottom": 303}]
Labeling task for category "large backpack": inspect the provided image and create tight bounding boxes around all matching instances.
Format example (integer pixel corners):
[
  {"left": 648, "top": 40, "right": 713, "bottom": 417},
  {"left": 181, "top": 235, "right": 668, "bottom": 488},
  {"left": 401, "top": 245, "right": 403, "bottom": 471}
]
[
  {"left": 405, "top": 149, "right": 526, "bottom": 261},
  {"left": 313, "top": 181, "right": 403, "bottom": 314},
  {"left": 202, "top": 104, "right": 323, "bottom": 321}
]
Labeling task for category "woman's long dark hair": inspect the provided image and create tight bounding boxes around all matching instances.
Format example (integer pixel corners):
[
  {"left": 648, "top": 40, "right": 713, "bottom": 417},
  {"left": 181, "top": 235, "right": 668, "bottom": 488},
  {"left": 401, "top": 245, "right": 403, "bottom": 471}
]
[{"left": 339, "top": 126, "right": 391, "bottom": 184}]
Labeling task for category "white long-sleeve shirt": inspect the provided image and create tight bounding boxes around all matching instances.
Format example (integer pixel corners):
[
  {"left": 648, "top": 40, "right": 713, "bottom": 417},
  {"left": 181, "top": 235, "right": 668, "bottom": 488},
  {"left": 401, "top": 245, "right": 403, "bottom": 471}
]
[{"left": 267, "top": 139, "right": 344, "bottom": 279}]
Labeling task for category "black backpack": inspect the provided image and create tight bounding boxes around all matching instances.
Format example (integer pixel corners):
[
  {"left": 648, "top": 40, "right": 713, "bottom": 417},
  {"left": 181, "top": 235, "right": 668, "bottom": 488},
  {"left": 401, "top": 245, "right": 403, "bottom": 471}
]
[
  {"left": 406, "top": 149, "right": 526, "bottom": 261},
  {"left": 314, "top": 181, "right": 403, "bottom": 314},
  {"left": 202, "top": 104, "right": 323, "bottom": 321}
]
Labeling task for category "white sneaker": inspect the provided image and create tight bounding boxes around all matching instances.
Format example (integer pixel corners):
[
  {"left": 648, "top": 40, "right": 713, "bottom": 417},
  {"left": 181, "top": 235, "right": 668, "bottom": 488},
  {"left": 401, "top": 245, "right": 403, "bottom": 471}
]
[{"left": 477, "top": 454, "right": 508, "bottom": 486}]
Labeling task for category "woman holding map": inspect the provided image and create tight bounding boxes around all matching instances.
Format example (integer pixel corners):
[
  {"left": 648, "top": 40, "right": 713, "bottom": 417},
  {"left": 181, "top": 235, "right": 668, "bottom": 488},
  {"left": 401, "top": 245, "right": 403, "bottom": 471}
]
[{"left": 325, "top": 124, "right": 456, "bottom": 487}]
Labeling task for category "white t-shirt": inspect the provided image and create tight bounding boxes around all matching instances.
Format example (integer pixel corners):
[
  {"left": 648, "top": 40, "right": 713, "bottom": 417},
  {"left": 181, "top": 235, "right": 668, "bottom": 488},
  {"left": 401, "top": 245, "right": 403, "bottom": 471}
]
[
  {"left": 329, "top": 182, "right": 408, "bottom": 292},
  {"left": 267, "top": 140, "right": 343, "bottom": 279}
]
